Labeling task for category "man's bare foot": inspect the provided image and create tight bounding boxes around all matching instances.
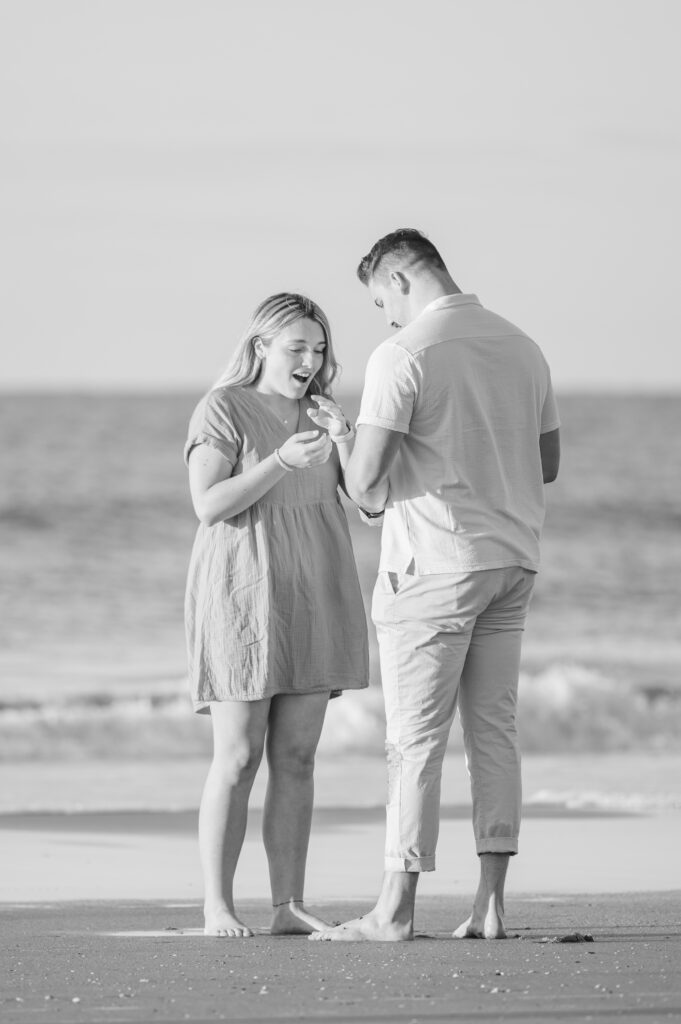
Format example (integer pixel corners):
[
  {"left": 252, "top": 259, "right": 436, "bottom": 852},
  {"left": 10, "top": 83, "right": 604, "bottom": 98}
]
[
  {"left": 309, "top": 911, "right": 413, "bottom": 942},
  {"left": 204, "top": 905, "right": 253, "bottom": 938},
  {"left": 270, "top": 900, "right": 330, "bottom": 935},
  {"left": 456, "top": 854, "right": 510, "bottom": 938},
  {"left": 453, "top": 903, "right": 506, "bottom": 940}
]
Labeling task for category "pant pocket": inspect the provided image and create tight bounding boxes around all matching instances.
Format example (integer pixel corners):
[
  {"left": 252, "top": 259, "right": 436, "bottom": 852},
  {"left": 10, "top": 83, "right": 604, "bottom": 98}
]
[
  {"left": 372, "top": 571, "right": 405, "bottom": 626},
  {"left": 387, "top": 571, "right": 401, "bottom": 595}
]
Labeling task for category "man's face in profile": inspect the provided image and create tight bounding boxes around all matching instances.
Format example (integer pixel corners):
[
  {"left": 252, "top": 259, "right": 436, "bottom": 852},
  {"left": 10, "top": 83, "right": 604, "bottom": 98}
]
[{"left": 368, "top": 276, "right": 407, "bottom": 331}]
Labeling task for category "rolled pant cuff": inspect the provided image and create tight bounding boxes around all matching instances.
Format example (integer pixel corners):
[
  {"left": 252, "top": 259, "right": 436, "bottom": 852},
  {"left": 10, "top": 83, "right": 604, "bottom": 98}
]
[
  {"left": 476, "top": 837, "right": 518, "bottom": 855},
  {"left": 384, "top": 855, "right": 435, "bottom": 873}
]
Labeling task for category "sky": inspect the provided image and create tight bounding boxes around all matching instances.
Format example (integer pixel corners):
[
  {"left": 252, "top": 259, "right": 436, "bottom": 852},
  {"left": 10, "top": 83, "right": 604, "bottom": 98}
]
[{"left": 1, "top": 0, "right": 680, "bottom": 392}]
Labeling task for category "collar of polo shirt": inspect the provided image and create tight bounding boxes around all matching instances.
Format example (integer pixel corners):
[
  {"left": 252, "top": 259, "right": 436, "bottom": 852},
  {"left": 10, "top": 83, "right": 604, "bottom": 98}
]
[{"left": 422, "top": 293, "right": 481, "bottom": 315}]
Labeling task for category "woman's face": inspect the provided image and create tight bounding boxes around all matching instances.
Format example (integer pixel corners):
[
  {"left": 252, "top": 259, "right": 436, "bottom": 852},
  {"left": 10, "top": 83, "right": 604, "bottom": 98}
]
[{"left": 257, "top": 318, "right": 327, "bottom": 398}]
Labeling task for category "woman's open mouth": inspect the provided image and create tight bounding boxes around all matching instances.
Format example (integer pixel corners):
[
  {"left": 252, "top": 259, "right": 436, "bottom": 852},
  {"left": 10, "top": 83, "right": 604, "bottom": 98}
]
[{"left": 292, "top": 370, "right": 312, "bottom": 385}]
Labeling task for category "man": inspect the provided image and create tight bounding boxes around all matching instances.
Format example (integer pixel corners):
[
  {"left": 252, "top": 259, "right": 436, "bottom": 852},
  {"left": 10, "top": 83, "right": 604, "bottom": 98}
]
[{"left": 312, "top": 228, "right": 560, "bottom": 942}]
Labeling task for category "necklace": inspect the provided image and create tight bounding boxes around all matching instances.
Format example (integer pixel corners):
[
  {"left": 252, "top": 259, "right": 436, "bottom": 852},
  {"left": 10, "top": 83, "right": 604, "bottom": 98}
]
[
  {"left": 272, "top": 399, "right": 298, "bottom": 426},
  {"left": 250, "top": 388, "right": 299, "bottom": 427}
]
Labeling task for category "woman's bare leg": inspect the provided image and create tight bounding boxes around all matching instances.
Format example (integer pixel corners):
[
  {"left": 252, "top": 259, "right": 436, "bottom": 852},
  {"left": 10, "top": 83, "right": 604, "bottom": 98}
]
[
  {"left": 199, "top": 699, "right": 270, "bottom": 937},
  {"left": 263, "top": 692, "right": 331, "bottom": 934}
]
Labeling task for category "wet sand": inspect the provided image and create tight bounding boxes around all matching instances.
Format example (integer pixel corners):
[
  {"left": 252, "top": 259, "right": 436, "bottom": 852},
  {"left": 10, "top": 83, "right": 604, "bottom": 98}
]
[
  {"left": 3, "top": 894, "right": 681, "bottom": 1022},
  {"left": 2, "top": 802, "right": 681, "bottom": 904},
  {"left": 1, "top": 754, "right": 680, "bottom": 902}
]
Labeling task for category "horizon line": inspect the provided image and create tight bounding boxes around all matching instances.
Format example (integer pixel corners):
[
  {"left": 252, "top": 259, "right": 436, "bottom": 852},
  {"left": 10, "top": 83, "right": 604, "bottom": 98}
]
[{"left": 1, "top": 385, "right": 679, "bottom": 398}]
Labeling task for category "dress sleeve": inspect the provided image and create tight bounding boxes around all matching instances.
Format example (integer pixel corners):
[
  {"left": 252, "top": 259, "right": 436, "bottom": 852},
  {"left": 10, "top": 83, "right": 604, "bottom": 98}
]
[
  {"left": 184, "top": 389, "right": 241, "bottom": 468},
  {"left": 356, "top": 342, "right": 419, "bottom": 434}
]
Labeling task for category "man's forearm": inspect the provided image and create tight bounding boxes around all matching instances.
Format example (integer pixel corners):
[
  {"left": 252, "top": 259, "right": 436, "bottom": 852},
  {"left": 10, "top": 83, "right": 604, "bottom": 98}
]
[
  {"left": 344, "top": 424, "right": 403, "bottom": 513},
  {"left": 345, "top": 470, "right": 388, "bottom": 513}
]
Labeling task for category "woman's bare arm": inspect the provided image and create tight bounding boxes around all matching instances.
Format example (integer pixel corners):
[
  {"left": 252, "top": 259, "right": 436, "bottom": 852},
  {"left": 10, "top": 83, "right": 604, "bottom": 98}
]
[
  {"left": 188, "top": 445, "right": 284, "bottom": 525},
  {"left": 188, "top": 429, "right": 332, "bottom": 525}
]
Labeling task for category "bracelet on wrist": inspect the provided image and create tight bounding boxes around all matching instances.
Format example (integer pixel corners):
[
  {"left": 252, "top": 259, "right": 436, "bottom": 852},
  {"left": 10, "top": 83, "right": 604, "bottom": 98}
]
[
  {"left": 274, "top": 448, "right": 294, "bottom": 471},
  {"left": 331, "top": 424, "right": 356, "bottom": 444}
]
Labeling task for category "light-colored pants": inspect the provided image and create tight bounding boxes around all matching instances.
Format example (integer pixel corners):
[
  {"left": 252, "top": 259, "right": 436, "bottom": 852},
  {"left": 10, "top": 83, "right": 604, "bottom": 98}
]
[{"left": 372, "top": 566, "right": 535, "bottom": 872}]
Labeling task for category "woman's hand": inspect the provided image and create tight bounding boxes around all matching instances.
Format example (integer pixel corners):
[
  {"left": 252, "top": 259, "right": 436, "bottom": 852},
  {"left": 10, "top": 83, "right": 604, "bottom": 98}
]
[
  {"left": 307, "top": 395, "right": 351, "bottom": 439},
  {"left": 278, "top": 429, "right": 332, "bottom": 469},
  {"left": 188, "top": 430, "right": 331, "bottom": 525}
]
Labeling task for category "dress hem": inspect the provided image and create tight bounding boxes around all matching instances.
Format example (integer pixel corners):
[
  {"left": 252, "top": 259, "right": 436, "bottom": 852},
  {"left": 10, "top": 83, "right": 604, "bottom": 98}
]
[{"left": 192, "top": 679, "right": 370, "bottom": 714}]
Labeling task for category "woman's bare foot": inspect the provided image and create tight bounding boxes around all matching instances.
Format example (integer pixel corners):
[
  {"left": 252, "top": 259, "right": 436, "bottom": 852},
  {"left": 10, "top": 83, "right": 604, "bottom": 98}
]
[
  {"left": 309, "top": 911, "right": 413, "bottom": 942},
  {"left": 204, "top": 904, "right": 253, "bottom": 938},
  {"left": 453, "top": 899, "right": 506, "bottom": 939},
  {"left": 270, "top": 900, "right": 330, "bottom": 935}
]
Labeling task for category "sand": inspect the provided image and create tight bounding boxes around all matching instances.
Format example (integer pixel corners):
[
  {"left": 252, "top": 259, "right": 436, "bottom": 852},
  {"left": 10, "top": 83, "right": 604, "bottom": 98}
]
[
  {"left": 2, "top": 895, "right": 681, "bottom": 1022},
  {"left": 1, "top": 754, "right": 680, "bottom": 1021}
]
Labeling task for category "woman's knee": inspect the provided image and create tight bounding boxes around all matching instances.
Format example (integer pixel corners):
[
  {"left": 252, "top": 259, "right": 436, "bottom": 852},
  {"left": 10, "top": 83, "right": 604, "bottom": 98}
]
[
  {"left": 267, "top": 743, "right": 316, "bottom": 779},
  {"left": 213, "top": 742, "right": 264, "bottom": 786}
]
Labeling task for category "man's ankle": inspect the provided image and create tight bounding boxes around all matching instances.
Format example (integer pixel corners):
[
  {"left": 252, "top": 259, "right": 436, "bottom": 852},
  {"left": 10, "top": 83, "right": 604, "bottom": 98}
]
[{"left": 375, "top": 871, "right": 419, "bottom": 925}]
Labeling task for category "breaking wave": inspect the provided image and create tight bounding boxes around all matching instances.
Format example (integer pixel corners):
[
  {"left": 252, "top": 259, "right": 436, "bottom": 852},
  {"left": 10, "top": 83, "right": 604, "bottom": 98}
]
[{"left": 0, "top": 662, "right": 679, "bottom": 761}]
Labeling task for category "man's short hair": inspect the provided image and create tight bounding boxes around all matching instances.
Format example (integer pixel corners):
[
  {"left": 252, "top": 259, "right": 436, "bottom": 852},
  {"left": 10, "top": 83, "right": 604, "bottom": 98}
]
[{"left": 357, "top": 228, "right": 446, "bottom": 285}]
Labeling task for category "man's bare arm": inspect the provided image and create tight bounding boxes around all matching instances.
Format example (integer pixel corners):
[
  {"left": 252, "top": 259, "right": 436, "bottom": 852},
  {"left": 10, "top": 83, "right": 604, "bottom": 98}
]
[
  {"left": 344, "top": 424, "right": 405, "bottom": 512},
  {"left": 540, "top": 428, "right": 560, "bottom": 483}
]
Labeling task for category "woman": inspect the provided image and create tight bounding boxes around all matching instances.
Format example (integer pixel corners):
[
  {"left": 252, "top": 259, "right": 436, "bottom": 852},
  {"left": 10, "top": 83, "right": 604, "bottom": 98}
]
[{"left": 184, "top": 293, "right": 369, "bottom": 937}]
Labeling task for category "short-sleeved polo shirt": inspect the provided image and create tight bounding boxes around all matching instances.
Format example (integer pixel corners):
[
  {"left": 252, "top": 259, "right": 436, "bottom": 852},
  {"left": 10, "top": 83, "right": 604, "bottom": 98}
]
[{"left": 356, "top": 294, "right": 560, "bottom": 574}]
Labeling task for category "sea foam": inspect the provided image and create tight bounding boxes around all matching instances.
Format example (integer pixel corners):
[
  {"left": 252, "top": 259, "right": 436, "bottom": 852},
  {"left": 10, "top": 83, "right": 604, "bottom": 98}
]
[{"left": 1, "top": 662, "right": 679, "bottom": 761}]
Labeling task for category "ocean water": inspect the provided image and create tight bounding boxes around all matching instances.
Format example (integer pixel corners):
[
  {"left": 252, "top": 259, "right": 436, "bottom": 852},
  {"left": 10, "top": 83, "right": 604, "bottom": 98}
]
[{"left": 0, "top": 392, "right": 679, "bottom": 760}]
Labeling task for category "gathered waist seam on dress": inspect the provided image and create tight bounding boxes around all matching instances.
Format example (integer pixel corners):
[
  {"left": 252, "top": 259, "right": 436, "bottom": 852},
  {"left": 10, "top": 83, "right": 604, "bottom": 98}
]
[{"left": 259, "top": 498, "right": 341, "bottom": 509}]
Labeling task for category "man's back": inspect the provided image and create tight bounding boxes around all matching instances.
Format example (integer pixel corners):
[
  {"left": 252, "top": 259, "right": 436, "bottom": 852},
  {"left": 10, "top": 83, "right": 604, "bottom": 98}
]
[{"left": 357, "top": 293, "right": 560, "bottom": 573}]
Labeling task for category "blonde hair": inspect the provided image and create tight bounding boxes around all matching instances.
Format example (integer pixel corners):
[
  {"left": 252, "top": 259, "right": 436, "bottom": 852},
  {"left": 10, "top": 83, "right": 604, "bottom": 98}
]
[{"left": 212, "top": 293, "right": 339, "bottom": 395}]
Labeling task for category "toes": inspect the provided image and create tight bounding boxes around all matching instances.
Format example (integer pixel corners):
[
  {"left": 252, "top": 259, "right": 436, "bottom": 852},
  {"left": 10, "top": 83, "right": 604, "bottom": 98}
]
[{"left": 205, "top": 924, "right": 253, "bottom": 938}]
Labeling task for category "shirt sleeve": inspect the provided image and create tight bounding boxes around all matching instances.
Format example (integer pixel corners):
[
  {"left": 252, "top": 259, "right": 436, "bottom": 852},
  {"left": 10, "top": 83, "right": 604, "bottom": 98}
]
[
  {"left": 540, "top": 361, "right": 561, "bottom": 434},
  {"left": 356, "top": 342, "right": 419, "bottom": 434},
  {"left": 183, "top": 390, "right": 241, "bottom": 468}
]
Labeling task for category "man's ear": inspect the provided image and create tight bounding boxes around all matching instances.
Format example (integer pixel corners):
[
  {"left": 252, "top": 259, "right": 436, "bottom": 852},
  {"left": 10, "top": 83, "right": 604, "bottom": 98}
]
[{"left": 389, "top": 270, "right": 410, "bottom": 294}]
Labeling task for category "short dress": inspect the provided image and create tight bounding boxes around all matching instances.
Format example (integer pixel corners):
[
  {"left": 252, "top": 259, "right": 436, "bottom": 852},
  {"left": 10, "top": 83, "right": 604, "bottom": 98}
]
[{"left": 184, "top": 385, "right": 370, "bottom": 711}]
